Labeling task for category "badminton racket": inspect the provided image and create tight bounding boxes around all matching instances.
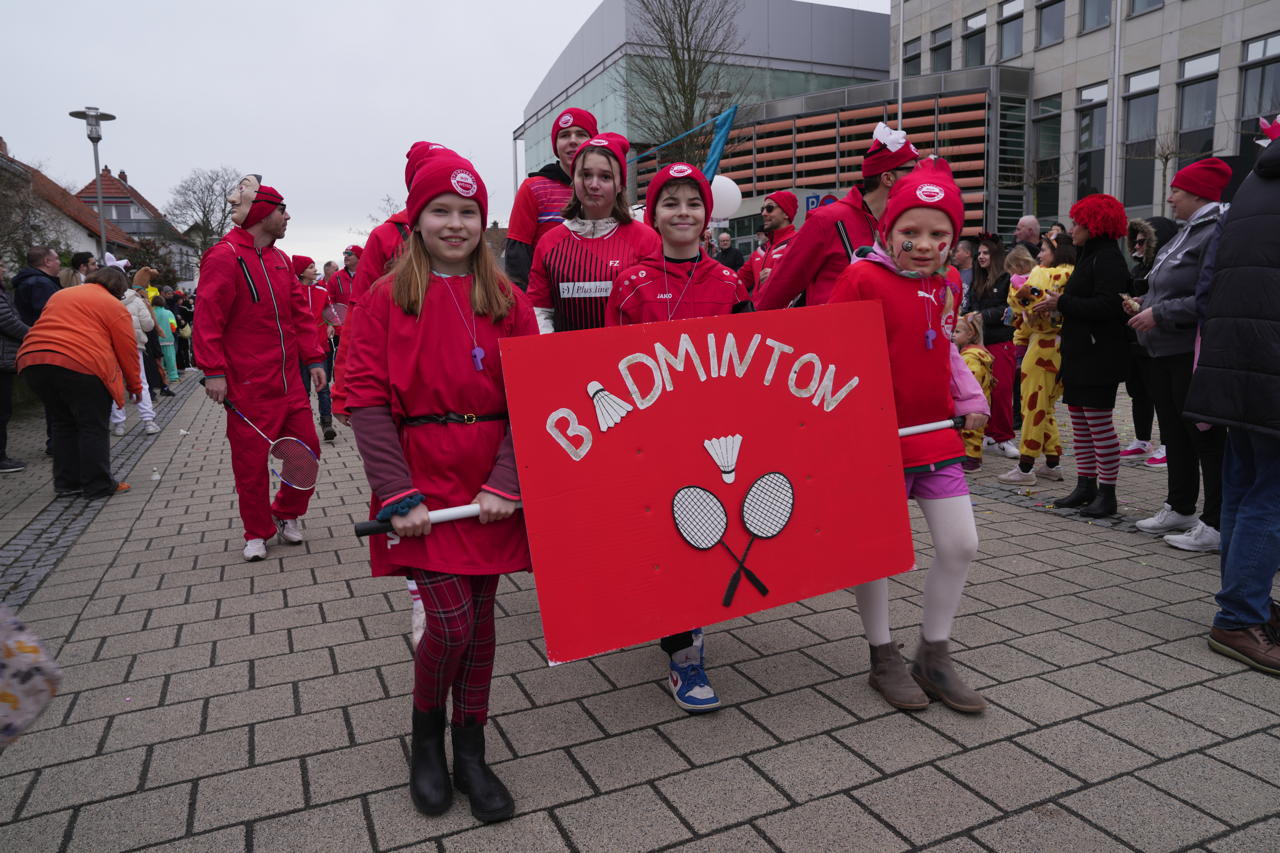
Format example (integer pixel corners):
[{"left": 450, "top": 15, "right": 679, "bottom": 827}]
[
  {"left": 899, "top": 416, "right": 965, "bottom": 437},
  {"left": 672, "top": 486, "right": 769, "bottom": 606},
  {"left": 354, "top": 502, "right": 523, "bottom": 537},
  {"left": 722, "top": 472, "right": 794, "bottom": 605},
  {"left": 322, "top": 302, "right": 348, "bottom": 327},
  {"left": 222, "top": 399, "right": 320, "bottom": 490}
]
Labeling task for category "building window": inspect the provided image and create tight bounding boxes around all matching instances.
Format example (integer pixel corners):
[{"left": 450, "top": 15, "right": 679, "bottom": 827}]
[
  {"left": 1123, "top": 70, "right": 1159, "bottom": 207},
  {"left": 1080, "top": 0, "right": 1110, "bottom": 33},
  {"left": 999, "top": 0, "right": 1024, "bottom": 61},
  {"left": 963, "top": 12, "right": 987, "bottom": 67},
  {"left": 1077, "top": 84, "right": 1107, "bottom": 200},
  {"left": 904, "top": 37, "right": 922, "bottom": 77},
  {"left": 1037, "top": 0, "right": 1064, "bottom": 48},
  {"left": 1178, "top": 52, "right": 1219, "bottom": 168},
  {"left": 1237, "top": 32, "right": 1280, "bottom": 180},
  {"left": 931, "top": 25, "right": 952, "bottom": 73},
  {"left": 1130, "top": 0, "right": 1162, "bottom": 15},
  {"left": 1033, "top": 96, "right": 1062, "bottom": 219}
]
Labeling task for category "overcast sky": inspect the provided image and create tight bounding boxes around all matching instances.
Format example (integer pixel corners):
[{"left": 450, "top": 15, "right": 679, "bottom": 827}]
[{"left": 4, "top": 0, "right": 887, "bottom": 266}]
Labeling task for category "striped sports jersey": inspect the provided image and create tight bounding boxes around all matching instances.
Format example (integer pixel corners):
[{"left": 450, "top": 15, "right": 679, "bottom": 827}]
[{"left": 527, "top": 221, "right": 662, "bottom": 332}]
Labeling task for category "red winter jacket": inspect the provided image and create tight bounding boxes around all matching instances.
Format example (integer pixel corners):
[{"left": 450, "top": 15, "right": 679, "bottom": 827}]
[
  {"left": 606, "top": 253, "right": 748, "bottom": 326},
  {"left": 327, "top": 267, "right": 356, "bottom": 309},
  {"left": 739, "top": 224, "right": 797, "bottom": 294},
  {"left": 193, "top": 226, "right": 326, "bottom": 402},
  {"left": 755, "top": 189, "right": 877, "bottom": 310}
]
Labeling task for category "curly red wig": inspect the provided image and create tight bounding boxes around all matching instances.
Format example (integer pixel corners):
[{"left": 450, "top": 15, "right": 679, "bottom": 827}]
[{"left": 1069, "top": 194, "right": 1128, "bottom": 240}]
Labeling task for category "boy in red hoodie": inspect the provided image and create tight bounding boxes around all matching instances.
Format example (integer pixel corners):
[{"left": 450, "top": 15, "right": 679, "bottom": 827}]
[
  {"left": 828, "top": 158, "right": 990, "bottom": 714},
  {"left": 606, "top": 163, "right": 751, "bottom": 712}
]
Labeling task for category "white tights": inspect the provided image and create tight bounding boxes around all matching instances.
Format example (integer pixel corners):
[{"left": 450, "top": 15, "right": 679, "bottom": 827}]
[{"left": 854, "top": 494, "right": 979, "bottom": 646}]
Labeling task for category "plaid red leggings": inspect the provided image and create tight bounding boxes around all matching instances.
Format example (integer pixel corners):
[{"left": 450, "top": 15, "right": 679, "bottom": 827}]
[{"left": 406, "top": 570, "right": 500, "bottom": 725}]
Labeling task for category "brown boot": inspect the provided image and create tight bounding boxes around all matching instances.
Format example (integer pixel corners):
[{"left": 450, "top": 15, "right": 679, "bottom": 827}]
[
  {"left": 910, "top": 638, "right": 986, "bottom": 714},
  {"left": 1208, "top": 625, "right": 1280, "bottom": 676},
  {"left": 868, "top": 642, "right": 929, "bottom": 710}
]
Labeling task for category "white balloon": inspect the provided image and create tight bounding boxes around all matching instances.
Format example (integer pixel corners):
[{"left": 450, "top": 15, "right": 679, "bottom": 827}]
[{"left": 709, "top": 174, "right": 742, "bottom": 219}]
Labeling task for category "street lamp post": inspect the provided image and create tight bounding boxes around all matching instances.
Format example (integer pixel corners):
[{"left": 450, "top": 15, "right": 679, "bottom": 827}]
[{"left": 68, "top": 107, "right": 116, "bottom": 262}]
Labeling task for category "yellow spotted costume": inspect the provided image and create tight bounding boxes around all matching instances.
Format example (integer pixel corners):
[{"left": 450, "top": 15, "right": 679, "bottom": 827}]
[
  {"left": 959, "top": 345, "right": 994, "bottom": 458},
  {"left": 1008, "top": 264, "right": 1073, "bottom": 458}
]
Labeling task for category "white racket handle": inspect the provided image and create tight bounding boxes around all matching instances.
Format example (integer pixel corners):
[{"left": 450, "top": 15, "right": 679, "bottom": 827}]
[
  {"left": 355, "top": 501, "right": 524, "bottom": 537},
  {"left": 897, "top": 417, "right": 965, "bottom": 438}
]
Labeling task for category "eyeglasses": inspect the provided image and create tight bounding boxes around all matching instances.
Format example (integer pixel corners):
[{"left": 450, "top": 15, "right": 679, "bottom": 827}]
[
  {"left": 761, "top": 204, "right": 778, "bottom": 212},
  {"left": 1133, "top": 238, "right": 1147, "bottom": 246}
]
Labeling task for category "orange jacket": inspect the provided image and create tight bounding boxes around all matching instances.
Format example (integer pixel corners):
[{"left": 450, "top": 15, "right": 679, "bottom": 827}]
[{"left": 16, "top": 283, "right": 143, "bottom": 407}]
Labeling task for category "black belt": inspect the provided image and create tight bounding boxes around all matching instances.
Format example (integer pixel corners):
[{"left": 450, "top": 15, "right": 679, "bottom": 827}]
[{"left": 404, "top": 412, "right": 507, "bottom": 426}]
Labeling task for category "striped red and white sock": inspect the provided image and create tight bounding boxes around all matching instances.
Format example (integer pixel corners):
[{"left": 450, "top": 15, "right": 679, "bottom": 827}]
[
  {"left": 1068, "top": 406, "right": 1096, "bottom": 478},
  {"left": 1085, "top": 407, "right": 1119, "bottom": 485}
]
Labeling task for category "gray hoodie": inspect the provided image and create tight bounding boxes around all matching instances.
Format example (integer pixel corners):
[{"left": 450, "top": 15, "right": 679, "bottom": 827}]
[{"left": 1137, "top": 202, "right": 1224, "bottom": 357}]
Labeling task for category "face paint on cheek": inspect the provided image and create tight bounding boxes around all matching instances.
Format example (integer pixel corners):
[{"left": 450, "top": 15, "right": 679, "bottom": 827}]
[
  {"left": 938, "top": 242, "right": 948, "bottom": 255},
  {"left": 901, "top": 241, "right": 914, "bottom": 252}
]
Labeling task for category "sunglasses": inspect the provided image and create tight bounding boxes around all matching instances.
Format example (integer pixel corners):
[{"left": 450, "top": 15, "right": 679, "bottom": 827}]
[
  {"left": 1133, "top": 238, "right": 1147, "bottom": 246},
  {"left": 761, "top": 204, "right": 778, "bottom": 212}
]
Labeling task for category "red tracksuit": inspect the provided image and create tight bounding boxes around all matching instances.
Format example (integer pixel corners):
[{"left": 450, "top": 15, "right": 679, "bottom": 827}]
[
  {"left": 755, "top": 189, "right": 877, "bottom": 310},
  {"left": 327, "top": 267, "right": 355, "bottom": 309},
  {"left": 527, "top": 221, "right": 662, "bottom": 331},
  {"left": 297, "top": 280, "right": 332, "bottom": 359},
  {"left": 606, "top": 253, "right": 748, "bottom": 326},
  {"left": 330, "top": 210, "right": 412, "bottom": 416},
  {"left": 343, "top": 275, "right": 539, "bottom": 577},
  {"left": 193, "top": 227, "right": 325, "bottom": 541},
  {"left": 507, "top": 167, "right": 573, "bottom": 248},
  {"left": 739, "top": 224, "right": 797, "bottom": 295}
]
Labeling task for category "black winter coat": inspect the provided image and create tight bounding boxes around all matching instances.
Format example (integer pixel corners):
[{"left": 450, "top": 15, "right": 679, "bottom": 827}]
[
  {"left": 962, "top": 271, "right": 1013, "bottom": 344},
  {"left": 0, "top": 284, "right": 30, "bottom": 373},
  {"left": 1184, "top": 138, "right": 1280, "bottom": 437},
  {"left": 1058, "top": 237, "right": 1130, "bottom": 388}
]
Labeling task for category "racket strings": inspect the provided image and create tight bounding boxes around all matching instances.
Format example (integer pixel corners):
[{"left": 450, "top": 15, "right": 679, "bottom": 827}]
[
  {"left": 270, "top": 438, "right": 319, "bottom": 489},
  {"left": 672, "top": 487, "right": 727, "bottom": 550},
  {"left": 743, "top": 473, "right": 795, "bottom": 538}
]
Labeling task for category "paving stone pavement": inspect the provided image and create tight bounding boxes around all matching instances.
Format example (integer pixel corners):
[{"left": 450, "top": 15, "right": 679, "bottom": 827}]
[{"left": 1, "top": 391, "right": 1277, "bottom": 853}]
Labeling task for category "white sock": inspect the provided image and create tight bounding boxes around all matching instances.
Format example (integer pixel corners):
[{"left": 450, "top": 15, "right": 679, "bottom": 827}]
[
  {"left": 854, "top": 578, "right": 892, "bottom": 646},
  {"left": 918, "top": 495, "right": 979, "bottom": 643},
  {"left": 671, "top": 646, "right": 699, "bottom": 666}
]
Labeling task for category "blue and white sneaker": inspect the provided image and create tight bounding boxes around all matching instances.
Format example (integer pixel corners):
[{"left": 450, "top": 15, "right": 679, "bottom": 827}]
[{"left": 669, "top": 650, "right": 721, "bottom": 713}]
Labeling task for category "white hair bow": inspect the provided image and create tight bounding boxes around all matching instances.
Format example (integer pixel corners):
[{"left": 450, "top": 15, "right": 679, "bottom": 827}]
[
  {"left": 872, "top": 121, "right": 909, "bottom": 152},
  {"left": 104, "top": 252, "right": 131, "bottom": 270}
]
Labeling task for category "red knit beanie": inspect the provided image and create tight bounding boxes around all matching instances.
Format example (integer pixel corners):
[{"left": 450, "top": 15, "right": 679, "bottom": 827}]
[
  {"left": 571, "top": 132, "right": 630, "bottom": 189},
  {"left": 878, "top": 157, "right": 964, "bottom": 243},
  {"left": 405, "top": 151, "right": 488, "bottom": 225},
  {"left": 404, "top": 141, "right": 451, "bottom": 191},
  {"left": 343, "top": 244, "right": 363, "bottom": 259},
  {"left": 1069, "top": 194, "right": 1128, "bottom": 240},
  {"left": 765, "top": 190, "right": 798, "bottom": 221},
  {"left": 863, "top": 122, "right": 921, "bottom": 179},
  {"left": 550, "top": 108, "right": 599, "bottom": 153},
  {"left": 1170, "top": 157, "right": 1232, "bottom": 202},
  {"left": 291, "top": 255, "right": 314, "bottom": 278},
  {"left": 243, "top": 185, "right": 284, "bottom": 229},
  {"left": 644, "top": 163, "right": 712, "bottom": 228}
]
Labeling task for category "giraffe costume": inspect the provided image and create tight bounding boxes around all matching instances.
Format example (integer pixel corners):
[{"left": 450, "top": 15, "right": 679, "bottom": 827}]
[
  {"left": 1008, "top": 263, "right": 1074, "bottom": 458},
  {"left": 959, "top": 342, "right": 994, "bottom": 459}
]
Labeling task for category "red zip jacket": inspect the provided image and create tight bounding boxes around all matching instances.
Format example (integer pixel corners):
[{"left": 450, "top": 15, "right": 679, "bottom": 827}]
[
  {"left": 606, "top": 253, "right": 748, "bottom": 326},
  {"left": 755, "top": 189, "right": 877, "bottom": 310},
  {"left": 193, "top": 226, "right": 326, "bottom": 400},
  {"left": 739, "top": 224, "right": 797, "bottom": 294},
  {"left": 297, "top": 281, "right": 332, "bottom": 360},
  {"left": 327, "top": 267, "right": 356, "bottom": 308}
]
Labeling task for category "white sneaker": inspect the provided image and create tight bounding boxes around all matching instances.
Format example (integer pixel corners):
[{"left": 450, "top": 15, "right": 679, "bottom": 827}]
[
  {"left": 1144, "top": 445, "right": 1168, "bottom": 468},
  {"left": 143, "top": 421, "right": 160, "bottom": 435},
  {"left": 994, "top": 440, "right": 1021, "bottom": 459},
  {"left": 276, "top": 517, "right": 303, "bottom": 545},
  {"left": 983, "top": 436, "right": 997, "bottom": 448},
  {"left": 243, "top": 538, "right": 267, "bottom": 561},
  {"left": 1136, "top": 504, "right": 1198, "bottom": 535},
  {"left": 111, "top": 423, "right": 125, "bottom": 437},
  {"left": 997, "top": 466, "right": 1037, "bottom": 486},
  {"left": 1164, "top": 521, "right": 1221, "bottom": 552},
  {"left": 1034, "top": 461, "right": 1065, "bottom": 481},
  {"left": 1119, "top": 439, "right": 1152, "bottom": 458}
]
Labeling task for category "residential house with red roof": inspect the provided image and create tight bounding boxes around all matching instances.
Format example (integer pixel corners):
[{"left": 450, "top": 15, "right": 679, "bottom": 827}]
[{"left": 75, "top": 166, "right": 198, "bottom": 280}]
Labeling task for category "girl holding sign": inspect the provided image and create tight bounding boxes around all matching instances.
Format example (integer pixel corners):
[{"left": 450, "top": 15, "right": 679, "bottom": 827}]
[
  {"left": 829, "top": 158, "right": 990, "bottom": 715},
  {"left": 344, "top": 147, "right": 538, "bottom": 823},
  {"left": 606, "top": 163, "right": 753, "bottom": 712},
  {"left": 526, "top": 132, "right": 661, "bottom": 333}
]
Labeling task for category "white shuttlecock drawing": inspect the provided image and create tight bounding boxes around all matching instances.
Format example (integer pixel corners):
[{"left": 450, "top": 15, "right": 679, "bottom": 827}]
[
  {"left": 703, "top": 435, "right": 743, "bottom": 483},
  {"left": 586, "top": 381, "right": 633, "bottom": 431}
]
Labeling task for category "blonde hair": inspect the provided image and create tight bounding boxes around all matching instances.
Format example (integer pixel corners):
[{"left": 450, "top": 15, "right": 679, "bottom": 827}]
[
  {"left": 956, "top": 311, "right": 985, "bottom": 346},
  {"left": 1005, "top": 246, "right": 1036, "bottom": 276},
  {"left": 388, "top": 230, "right": 513, "bottom": 320}
]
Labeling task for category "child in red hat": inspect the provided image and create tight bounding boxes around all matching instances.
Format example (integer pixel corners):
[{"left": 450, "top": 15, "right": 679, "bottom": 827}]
[
  {"left": 829, "top": 157, "right": 990, "bottom": 715},
  {"left": 344, "top": 149, "right": 538, "bottom": 825},
  {"left": 606, "top": 162, "right": 753, "bottom": 712},
  {"left": 291, "top": 255, "right": 337, "bottom": 440},
  {"left": 527, "top": 132, "right": 661, "bottom": 333}
]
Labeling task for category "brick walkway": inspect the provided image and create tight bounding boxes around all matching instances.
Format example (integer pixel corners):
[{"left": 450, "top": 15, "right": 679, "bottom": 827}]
[{"left": 1, "top": 390, "right": 1276, "bottom": 852}]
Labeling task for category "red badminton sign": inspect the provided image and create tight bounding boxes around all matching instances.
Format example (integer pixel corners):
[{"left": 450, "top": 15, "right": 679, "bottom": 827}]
[{"left": 501, "top": 302, "right": 914, "bottom": 663}]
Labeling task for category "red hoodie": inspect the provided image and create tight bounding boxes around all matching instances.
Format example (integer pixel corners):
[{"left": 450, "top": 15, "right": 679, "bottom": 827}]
[
  {"left": 739, "top": 224, "right": 797, "bottom": 294},
  {"left": 606, "top": 253, "right": 747, "bottom": 326},
  {"left": 754, "top": 188, "right": 877, "bottom": 310},
  {"left": 193, "top": 226, "right": 326, "bottom": 401}
]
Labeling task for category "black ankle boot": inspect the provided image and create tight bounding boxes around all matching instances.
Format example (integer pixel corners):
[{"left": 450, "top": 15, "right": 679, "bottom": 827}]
[
  {"left": 1056, "top": 476, "right": 1097, "bottom": 508},
  {"left": 452, "top": 721, "right": 514, "bottom": 823},
  {"left": 1080, "top": 483, "right": 1117, "bottom": 518},
  {"left": 410, "top": 708, "right": 452, "bottom": 815}
]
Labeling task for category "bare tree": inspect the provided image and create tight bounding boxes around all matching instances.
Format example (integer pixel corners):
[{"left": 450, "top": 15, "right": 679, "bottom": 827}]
[
  {"left": 0, "top": 161, "right": 71, "bottom": 271},
  {"left": 621, "top": 0, "right": 746, "bottom": 166},
  {"left": 165, "top": 166, "right": 242, "bottom": 255}
]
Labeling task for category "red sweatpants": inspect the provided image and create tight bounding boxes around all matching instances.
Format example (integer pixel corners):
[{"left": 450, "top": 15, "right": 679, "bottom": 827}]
[
  {"left": 226, "top": 395, "right": 320, "bottom": 541},
  {"left": 986, "top": 340, "right": 1017, "bottom": 443}
]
